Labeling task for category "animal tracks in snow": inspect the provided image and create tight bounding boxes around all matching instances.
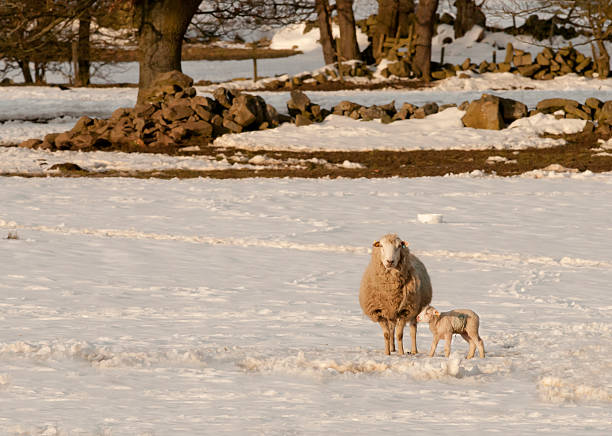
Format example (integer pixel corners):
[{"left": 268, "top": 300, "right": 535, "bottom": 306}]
[{"left": 3, "top": 219, "right": 612, "bottom": 270}]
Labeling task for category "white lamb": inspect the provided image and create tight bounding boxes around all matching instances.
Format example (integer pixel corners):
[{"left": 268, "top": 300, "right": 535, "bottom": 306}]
[
  {"left": 359, "top": 233, "right": 433, "bottom": 355},
  {"left": 416, "top": 305, "right": 485, "bottom": 359}
]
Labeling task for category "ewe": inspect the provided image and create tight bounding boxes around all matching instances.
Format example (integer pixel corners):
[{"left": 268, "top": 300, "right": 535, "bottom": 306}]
[
  {"left": 359, "top": 233, "right": 432, "bottom": 355},
  {"left": 417, "top": 305, "right": 485, "bottom": 359}
]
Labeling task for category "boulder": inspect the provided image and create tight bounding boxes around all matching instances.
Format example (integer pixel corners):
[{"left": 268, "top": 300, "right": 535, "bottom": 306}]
[{"left": 461, "top": 94, "right": 505, "bottom": 130}]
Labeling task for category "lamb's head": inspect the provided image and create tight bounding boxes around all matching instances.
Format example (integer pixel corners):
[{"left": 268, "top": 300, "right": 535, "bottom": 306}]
[
  {"left": 373, "top": 233, "right": 408, "bottom": 270},
  {"left": 416, "top": 305, "right": 439, "bottom": 323}
]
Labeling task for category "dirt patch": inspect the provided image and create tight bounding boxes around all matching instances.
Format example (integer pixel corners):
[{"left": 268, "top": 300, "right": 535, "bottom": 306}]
[{"left": 5, "top": 130, "right": 612, "bottom": 179}]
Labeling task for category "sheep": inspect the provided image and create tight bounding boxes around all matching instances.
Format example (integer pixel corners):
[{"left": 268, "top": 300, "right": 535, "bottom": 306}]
[
  {"left": 416, "top": 305, "right": 485, "bottom": 359},
  {"left": 359, "top": 233, "right": 433, "bottom": 355}
]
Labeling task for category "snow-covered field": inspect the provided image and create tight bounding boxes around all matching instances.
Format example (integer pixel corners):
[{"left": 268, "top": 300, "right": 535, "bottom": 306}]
[
  {"left": 2, "top": 7, "right": 612, "bottom": 434},
  {"left": 1, "top": 174, "right": 612, "bottom": 435}
]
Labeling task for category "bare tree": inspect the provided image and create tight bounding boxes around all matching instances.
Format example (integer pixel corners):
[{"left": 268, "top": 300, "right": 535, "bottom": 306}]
[
  {"left": 336, "top": 0, "right": 360, "bottom": 60},
  {"left": 414, "top": 0, "right": 439, "bottom": 80},
  {"left": 315, "top": 0, "right": 336, "bottom": 64}
]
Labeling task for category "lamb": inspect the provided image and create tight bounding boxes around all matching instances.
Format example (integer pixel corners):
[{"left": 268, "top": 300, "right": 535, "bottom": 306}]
[
  {"left": 359, "top": 233, "right": 432, "bottom": 355},
  {"left": 416, "top": 305, "right": 485, "bottom": 359}
]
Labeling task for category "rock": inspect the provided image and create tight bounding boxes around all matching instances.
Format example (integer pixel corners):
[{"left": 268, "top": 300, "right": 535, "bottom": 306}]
[
  {"left": 461, "top": 58, "right": 472, "bottom": 70},
  {"left": 498, "top": 63, "right": 512, "bottom": 73},
  {"left": 396, "top": 102, "right": 416, "bottom": 120},
  {"left": 19, "top": 138, "right": 42, "bottom": 149},
  {"left": 499, "top": 97, "right": 528, "bottom": 123},
  {"left": 44, "top": 133, "right": 60, "bottom": 145},
  {"left": 597, "top": 101, "right": 612, "bottom": 123},
  {"left": 517, "top": 64, "right": 540, "bottom": 77},
  {"left": 223, "top": 118, "right": 243, "bottom": 133},
  {"left": 70, "top": 116, "right": 94, "bottom": 134},
  {"left": 585, "top": 97, "right": 602, "bottom": 110},
  {"left": 536, "top": 52, "right": 551, "bottom": 66},
  {"left": 134, "top": 103, "right": 157, "bottom": 118},
  {"left": 287, "top": 90, "right": 311, "bottom": 116},
  {"left": 295, "top": 114, "right": 313, "bottom": 126},
  {"left": 536, "top": 98, "right": 580, "bottom": 113},
  {"left": 152, "top": 70, "right": 193, "bottom": 91},
  {"left": 412, "top": 102, "right": 439, "bottom": 119},
  {"left": 333, "top": 101, "right": 362, "bottom": 115},
  {"left": 162, "top": 102, "right": 194, "bottom": 122},
  {"left": 461, "top": 94, "right": 505, "bottom": 130},
  {"left": 110, "top": 107, "right": 132, "bottom": 121},
  {"left": 213, "top": 87, "right": 236, "bottom": 109},
  {"left": 192, "top": 104, "right": 213, "bottom": 122},
  {"left": 54, "top": 132, "right": 74, "bottom": 149},
  {"left": 513, "top": 53, "right": 533, "bottom": 67},
  {"left": 48, "top": 162, "right": 85, "bottom": 172},
  {"left": 229, "top": 94, "right": 267, "bottom": 128},
  {"left": 564, "top": 104, "right": 591, "bottom": 120},
  {"left": 387, "top": 60, "right": 411, "bottom": 77},
  {"left": 71, "top": 134, "right": 97, "bottom": 150}
]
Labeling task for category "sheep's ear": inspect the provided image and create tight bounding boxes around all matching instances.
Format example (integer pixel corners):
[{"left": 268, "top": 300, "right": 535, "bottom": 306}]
[
  {"left": 434, "top": 310, "right": 440, "bottom": 316},
  {"left": 373, "top": 241, "right": 381, "bottom": 247},
  {"left": 401, "top": 240, "right": 409, "bottom": 248}
]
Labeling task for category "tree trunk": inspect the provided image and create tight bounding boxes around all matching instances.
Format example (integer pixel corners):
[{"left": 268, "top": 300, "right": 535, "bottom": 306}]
[
  {"left": 34, "top": 62, "right": 46, "bottom": 84},
  {"left": 18, "top": 60, "right": 33, "bottom": 84},
  {"left": 315, "top": 0, "right": 336, "bottom": 65},
  {"left": 136, "top": 0, "right": 202, "bottom": 103},
  {"left": 454, "top": 0, "right": 485, "bottom": 39},
  {"left": 75, "top": 13, "right": 91, "bottom": 86},
  {"left": 595, "top": 39, "right": 611, "bottom": 79},
  {"left": 336, "top": 0, "right": 360, "bottom": 61},
  {"left": 414, "top": 0, "right": 438, "bottom": 81}
]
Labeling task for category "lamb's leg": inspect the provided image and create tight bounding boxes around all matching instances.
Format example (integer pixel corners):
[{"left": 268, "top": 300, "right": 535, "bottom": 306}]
[
  {"left": 477, "top": 336, "right": 485, "bottom": 358},
  {"left": 395, "top": 318, "right": 407, "bottom": 355},
  {"left": 443, "top": 333, "right": 452, "bottom": 357},
  {"left": 379, "top": 320, "right": 392, "bottom": 355},
  {"left": 390, "top": 322, "right": 396, "bottom": 353},
  {"left": 462, "top": 333, "right": 476, "bottom": 359},
  {"left": 409, "top": 318, "right": 418, "bottom": 354},
  {"left": 428, "top": 335, "right": 439, "bottom": 357}
]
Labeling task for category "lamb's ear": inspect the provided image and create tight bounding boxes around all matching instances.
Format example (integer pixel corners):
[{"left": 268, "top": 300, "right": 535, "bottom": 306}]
[
  {"left": 434, "top": 310, "right": 440, "bottom": 316},
  {"left": 372, "top": 241, "right": 381, "bottom": 247},
  {"left": 401, "top": 240, "right": 409, "bottom": 248}
]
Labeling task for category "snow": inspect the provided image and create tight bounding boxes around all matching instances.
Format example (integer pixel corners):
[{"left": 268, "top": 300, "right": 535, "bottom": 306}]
[
  {"left": 213, "top": 110, "right": 584, "bottom": 152},
  {"left": 2, "top": 175, "right": 612, "bottom": 434},
  {"left": 2, "top": 13, "right": 612, "bottom": 433}
]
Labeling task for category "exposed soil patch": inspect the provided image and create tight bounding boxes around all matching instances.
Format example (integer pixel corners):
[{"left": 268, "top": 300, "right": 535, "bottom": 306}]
[{"left": 5, "top": 130, "right": 612, "bottom": 179}]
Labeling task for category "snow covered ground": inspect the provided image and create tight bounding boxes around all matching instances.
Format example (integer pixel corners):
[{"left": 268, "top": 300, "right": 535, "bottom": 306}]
[
  {"left": 1, "top": 174, "right": 612, "bottom": 434},
  {"left": 1, "top": 11, "right": 612, "bottom": 434},
  {"left": 0, "top": 77, "right": 609, "bottom": 173}
]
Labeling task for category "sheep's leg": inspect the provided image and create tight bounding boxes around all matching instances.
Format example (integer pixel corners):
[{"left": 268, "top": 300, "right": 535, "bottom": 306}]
[
  {"left": 443, "top": 333, "right": 452, "bottom": 357},
  {"left": 428, "top": 335, "right": 439, "bottom": 357},
  {"left": 409, "top": 318, "right": 418, "bottom": 354},
  {"left": 395, "top": 318, "right": 407, "bottom": 355},
  {"left": 379, "top": 320, "right": 392, "bottom": 355},
  {"left": 390, "top": 322, "right": 396, "bottom": 353}
]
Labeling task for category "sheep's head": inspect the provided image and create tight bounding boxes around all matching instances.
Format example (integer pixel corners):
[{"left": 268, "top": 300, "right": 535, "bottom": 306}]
[
  {"left": 416, "top": 305, "right": 439, "bottom": 323},
  {"left": 373, "top": 233, "right": 408, "bottom": 270}
]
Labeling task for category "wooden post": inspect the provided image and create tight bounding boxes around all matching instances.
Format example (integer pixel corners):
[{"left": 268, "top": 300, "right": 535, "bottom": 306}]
[
  {"left": 252, "top": 58, "right": 258, "bottom": 82},
  {"left": 440, "top": 46, "right": 445, "bottom": 64},
  {"left": 492, "top": 50, "right": 496, "bottom": 64}
]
